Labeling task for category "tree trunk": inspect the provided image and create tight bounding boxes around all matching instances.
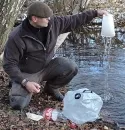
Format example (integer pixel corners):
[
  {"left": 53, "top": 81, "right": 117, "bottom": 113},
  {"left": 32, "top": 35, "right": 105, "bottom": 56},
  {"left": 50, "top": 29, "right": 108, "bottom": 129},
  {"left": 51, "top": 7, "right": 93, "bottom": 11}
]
[
  {"left": 0, "top": 0, "right": 26, "bottom": 53},
  {"left": 80, "top": 0, "right": 91, "bottom": 9}
]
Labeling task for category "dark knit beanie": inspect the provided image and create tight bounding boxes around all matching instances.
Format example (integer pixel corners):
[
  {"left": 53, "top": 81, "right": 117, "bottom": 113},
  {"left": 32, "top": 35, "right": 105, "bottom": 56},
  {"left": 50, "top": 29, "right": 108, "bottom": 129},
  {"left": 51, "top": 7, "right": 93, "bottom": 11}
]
[{"left": 27, "top": 2, "right": 53, "bottom": 18}]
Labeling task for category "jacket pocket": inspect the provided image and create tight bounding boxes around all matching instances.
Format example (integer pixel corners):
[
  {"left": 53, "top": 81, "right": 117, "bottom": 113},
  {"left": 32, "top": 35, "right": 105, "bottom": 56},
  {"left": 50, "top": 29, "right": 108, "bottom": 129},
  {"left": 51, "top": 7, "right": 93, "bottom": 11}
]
[{"left": 19, "top": 55, "right": 45, "bottom": 73}]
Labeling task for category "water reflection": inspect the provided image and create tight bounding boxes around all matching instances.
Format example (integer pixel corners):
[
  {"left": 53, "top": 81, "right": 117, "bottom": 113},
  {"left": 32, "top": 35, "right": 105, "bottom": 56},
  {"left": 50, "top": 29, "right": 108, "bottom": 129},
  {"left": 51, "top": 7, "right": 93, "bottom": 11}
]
[{"left": 55, "top": 31, "right": 125, "bottom": 127}]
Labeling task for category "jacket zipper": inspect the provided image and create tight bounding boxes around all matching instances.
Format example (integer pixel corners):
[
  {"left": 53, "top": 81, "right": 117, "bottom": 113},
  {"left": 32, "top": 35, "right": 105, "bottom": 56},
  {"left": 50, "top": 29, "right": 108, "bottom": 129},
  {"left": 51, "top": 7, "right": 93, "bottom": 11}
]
[
  {"left": 46, "top": 25, "right": 52, "bottom": 48},
  {"left": 22, "top": 35, "right": 46, "bottom": 51},
  {"left": 22, "top": 25, "right": 52, "bottom": 51}
]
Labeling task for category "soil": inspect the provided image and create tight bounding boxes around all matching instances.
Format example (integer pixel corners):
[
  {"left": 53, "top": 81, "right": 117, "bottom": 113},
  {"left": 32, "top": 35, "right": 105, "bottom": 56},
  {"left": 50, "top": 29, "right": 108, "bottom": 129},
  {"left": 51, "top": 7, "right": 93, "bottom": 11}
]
[{"left": 0, "top": 68, "right": 122, "bottom": 130}]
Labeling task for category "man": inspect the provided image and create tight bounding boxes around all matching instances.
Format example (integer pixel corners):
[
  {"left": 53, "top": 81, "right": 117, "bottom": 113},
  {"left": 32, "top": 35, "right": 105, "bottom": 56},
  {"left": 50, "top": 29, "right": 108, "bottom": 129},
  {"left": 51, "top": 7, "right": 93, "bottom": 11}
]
[{"left": 3, "top": 1, "right": 107, "bottom": 110}]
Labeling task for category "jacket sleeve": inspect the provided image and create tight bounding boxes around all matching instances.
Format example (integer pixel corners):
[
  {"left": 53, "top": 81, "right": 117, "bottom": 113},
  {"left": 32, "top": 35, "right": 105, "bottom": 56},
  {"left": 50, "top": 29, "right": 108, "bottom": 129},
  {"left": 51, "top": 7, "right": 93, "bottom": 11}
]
[
  {"left": 3, "top": 36, "right": 25, "bottom": 84},
  {"left": 54, "top": 10, "right": 97, "bottom": 34}
]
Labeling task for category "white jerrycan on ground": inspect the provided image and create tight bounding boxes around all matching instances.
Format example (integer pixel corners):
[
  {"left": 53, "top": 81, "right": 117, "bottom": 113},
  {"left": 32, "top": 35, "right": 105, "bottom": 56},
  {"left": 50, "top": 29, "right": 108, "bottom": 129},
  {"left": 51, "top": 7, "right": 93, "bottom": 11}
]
[
  {"left": 62, "top": 88, "right": 103, "bottom": 124},
  {"left": 101, "top": 13, "right": 115, "bottom": 37}
]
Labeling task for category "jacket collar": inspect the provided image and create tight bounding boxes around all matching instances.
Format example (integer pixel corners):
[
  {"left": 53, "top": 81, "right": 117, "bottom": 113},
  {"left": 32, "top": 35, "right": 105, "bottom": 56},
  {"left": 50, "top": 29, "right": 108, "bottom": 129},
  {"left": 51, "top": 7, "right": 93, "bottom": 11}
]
[{"left": 20, "top": 17, "right": 51, "bottom": 39}]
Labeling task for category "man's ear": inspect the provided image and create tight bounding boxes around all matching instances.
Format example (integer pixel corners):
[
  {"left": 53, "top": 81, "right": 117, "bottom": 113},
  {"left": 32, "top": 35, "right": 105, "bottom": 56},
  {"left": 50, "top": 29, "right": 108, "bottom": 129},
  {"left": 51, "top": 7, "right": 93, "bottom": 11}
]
[{"left": 31, "top": 16, "right": 38, "bottom": 22}]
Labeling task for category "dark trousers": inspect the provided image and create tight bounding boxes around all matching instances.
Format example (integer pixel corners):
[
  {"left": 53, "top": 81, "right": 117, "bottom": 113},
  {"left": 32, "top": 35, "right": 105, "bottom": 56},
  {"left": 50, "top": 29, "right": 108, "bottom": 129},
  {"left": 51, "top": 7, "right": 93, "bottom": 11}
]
[{"left": 9, "top": 57, "right": 78, "bottom": 109}]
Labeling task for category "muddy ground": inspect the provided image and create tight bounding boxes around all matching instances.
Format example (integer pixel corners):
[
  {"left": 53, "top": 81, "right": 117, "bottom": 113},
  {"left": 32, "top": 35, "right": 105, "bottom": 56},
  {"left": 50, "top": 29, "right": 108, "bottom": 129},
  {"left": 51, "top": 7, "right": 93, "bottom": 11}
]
[{"left": 0, "top": 68, "right": 123, "bottom": 130}]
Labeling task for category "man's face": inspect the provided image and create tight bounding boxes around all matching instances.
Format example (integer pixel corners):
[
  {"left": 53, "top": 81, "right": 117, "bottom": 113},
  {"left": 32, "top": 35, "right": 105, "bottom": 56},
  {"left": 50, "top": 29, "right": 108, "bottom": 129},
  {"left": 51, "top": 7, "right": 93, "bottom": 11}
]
[{"left": 32, "top": 16, "right": 50, "bottom": 28}]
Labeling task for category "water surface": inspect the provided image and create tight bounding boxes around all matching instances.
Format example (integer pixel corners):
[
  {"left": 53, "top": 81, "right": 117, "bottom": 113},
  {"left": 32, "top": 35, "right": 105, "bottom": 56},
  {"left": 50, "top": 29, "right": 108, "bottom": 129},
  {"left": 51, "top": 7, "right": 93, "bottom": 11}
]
[{"left": 56, "top": 33, "right": 125, "bottom": 126}]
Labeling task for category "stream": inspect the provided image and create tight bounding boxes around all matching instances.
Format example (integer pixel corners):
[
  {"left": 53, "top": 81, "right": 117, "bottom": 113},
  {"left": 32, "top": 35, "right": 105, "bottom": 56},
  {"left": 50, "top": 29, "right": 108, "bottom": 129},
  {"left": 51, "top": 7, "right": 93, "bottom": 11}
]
[{"left": 56, "top": 31, "right": 125, "bottom": 127}]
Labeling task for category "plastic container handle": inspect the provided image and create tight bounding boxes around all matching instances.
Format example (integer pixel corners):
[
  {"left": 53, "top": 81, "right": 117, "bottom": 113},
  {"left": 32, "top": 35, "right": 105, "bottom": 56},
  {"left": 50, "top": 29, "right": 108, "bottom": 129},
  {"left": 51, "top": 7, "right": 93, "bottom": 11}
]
[{"left": 83, "top": 90, "right": 92, "bottom": 93}]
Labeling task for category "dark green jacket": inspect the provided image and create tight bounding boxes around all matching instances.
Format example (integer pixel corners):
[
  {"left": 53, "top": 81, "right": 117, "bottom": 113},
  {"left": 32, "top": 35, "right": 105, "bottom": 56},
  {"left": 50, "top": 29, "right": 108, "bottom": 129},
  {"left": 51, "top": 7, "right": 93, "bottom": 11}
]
[{"left": 3, "top": 10, "right": 97, "bottom": 84}]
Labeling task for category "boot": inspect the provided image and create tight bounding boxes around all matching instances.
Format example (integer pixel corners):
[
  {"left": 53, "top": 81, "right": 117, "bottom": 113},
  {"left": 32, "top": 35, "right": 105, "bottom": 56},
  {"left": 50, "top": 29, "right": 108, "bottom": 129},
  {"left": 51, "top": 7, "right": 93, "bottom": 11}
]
[{"left": 44, "top": 84, "right": 64, "bottom": 101}]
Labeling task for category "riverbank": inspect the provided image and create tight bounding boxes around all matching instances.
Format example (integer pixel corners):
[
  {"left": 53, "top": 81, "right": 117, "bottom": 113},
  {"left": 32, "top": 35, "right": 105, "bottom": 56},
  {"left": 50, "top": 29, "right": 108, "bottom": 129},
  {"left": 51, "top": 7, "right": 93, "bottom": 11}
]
[{"left": 0, "top": 69, "right": 121, "bottom": 130}]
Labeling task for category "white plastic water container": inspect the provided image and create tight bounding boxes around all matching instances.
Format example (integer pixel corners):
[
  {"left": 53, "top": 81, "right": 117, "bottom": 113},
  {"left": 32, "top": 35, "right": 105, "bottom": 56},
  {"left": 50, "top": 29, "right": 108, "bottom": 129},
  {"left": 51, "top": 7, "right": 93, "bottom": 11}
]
[
  {"left": 63, "top": 88, "right": 103, "bottom": 124},
  {"left": 101, "top": 13, "right": 115, "bottom": 37}
]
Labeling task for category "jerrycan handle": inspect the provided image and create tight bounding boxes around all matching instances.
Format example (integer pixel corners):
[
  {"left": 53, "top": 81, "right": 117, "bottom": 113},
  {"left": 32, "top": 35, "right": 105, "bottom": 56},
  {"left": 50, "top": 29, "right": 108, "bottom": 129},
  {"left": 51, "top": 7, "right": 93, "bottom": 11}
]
[{"left": 83, "top": 90, "right": 92, "bottom": 93}]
